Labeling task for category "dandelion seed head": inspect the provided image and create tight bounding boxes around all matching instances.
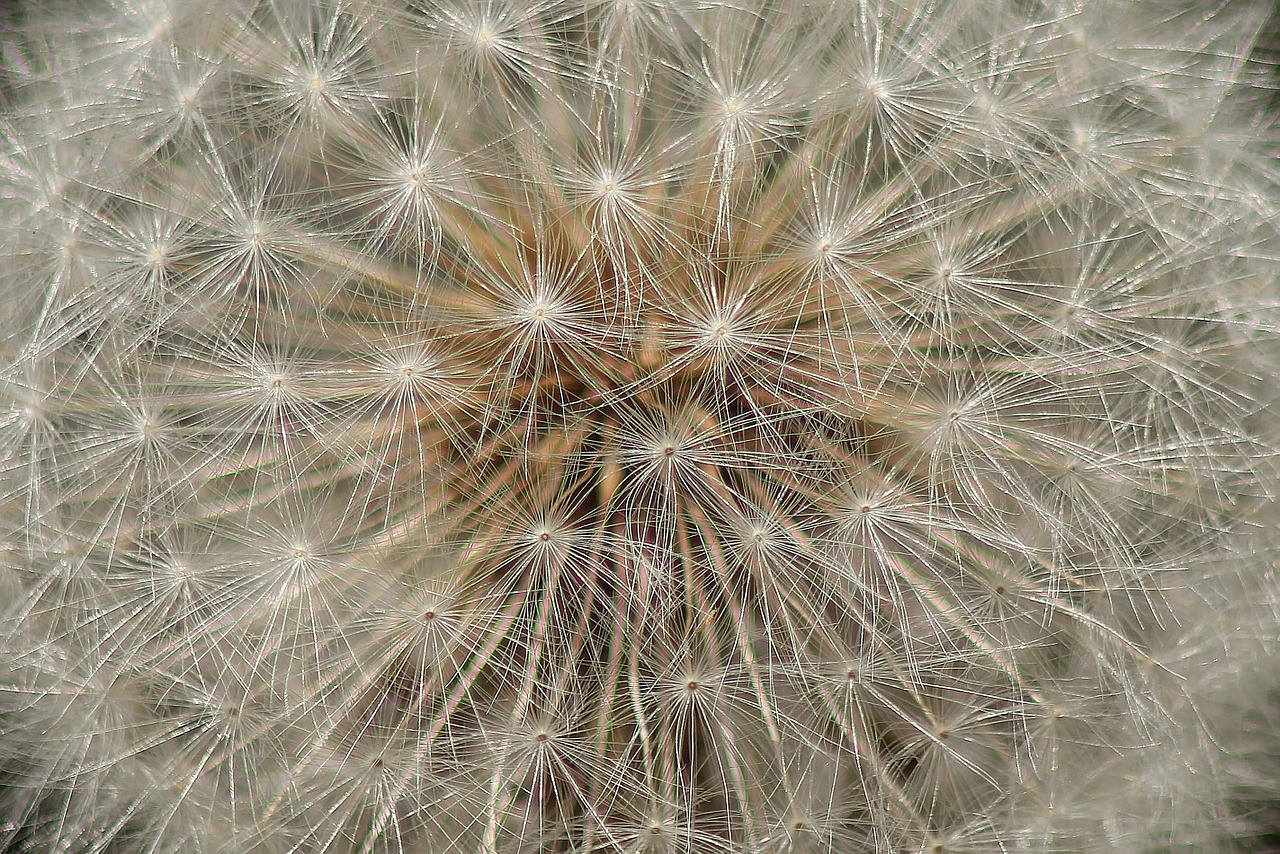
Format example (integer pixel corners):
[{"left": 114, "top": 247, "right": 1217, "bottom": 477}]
[{"left": 2, "top": 0, "right": 1278, "bottom": 852}]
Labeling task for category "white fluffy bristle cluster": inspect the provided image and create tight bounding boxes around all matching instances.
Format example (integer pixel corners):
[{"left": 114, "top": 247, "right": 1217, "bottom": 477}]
[{"left": 1, "top": 0, "right": 1279, "bottom": 851}]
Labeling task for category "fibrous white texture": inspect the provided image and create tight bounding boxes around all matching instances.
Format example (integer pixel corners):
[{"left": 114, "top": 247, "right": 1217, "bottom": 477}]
[{"left": 1, "top": 0, "right": 1279, "bottom": 851}]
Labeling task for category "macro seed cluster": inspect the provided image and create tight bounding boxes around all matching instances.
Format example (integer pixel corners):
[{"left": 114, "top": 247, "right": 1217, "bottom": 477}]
[{"left": 2, "top": 0, "right": 1278, "bottom": 851}]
